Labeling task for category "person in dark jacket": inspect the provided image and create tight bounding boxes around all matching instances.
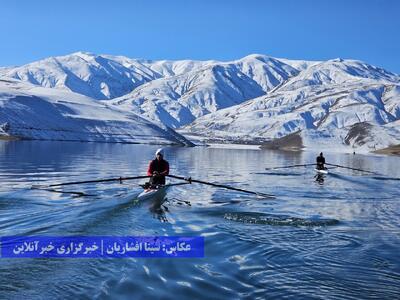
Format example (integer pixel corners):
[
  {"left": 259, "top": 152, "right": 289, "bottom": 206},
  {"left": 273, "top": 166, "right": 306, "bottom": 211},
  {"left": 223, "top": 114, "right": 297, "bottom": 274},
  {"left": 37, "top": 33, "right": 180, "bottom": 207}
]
[
  {"left": 147, "top": 148, "right": 169, "bottom": 186},
  {"left": 316, "top": 152, "right": 326, "bottom": 170}
]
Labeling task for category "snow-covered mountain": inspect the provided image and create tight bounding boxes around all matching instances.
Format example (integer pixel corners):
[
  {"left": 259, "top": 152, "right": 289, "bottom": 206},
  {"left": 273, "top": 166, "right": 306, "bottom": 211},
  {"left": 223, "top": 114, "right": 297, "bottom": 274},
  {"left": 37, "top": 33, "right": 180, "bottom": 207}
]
[
  {"left": 0, "top": 52, "right": 212, "bottom": 100},
  {"left": 0, "top": 77, "right": 192, "bottom": 145},
  {"left": 110, "top": 55, "right": 301, "bottom": 128},
  {"left": 0, "top": 53, "right": 302, "bottom": 128},
  {"left": 180, "top": 59, "right": 400, "bottom": 151},
  {"left": 1, "top": 52, "right": 399, "bottom": 152}
]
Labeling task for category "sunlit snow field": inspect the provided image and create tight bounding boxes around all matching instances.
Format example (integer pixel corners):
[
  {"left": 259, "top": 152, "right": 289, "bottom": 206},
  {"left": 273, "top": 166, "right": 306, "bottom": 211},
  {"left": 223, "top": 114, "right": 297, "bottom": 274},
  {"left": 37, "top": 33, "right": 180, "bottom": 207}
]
[{"left": 0, "top": 141, "right": 399, "bottom": 299}]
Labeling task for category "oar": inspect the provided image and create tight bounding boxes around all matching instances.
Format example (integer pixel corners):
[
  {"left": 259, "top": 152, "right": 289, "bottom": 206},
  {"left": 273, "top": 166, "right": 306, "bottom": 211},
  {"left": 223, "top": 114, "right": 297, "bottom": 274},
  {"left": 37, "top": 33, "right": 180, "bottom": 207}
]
[
  {"left": 168, "top": 174, "right": 275, "bottom": 199},
  {"left": 32, "top": 175, "right": 151, "bottom": 188},
  {"left": 265, "top": 163, "right": 316, "bottom": 170},
  {"left": 325, "top": 163, "right": 377, "bottom": 174}
]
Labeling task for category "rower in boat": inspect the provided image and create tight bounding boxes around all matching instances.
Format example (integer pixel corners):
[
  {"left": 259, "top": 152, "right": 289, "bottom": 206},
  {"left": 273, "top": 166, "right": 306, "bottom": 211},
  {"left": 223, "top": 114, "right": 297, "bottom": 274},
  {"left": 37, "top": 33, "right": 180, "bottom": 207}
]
[
  {"left": 145, "top": 148, "right": 169, "bottom": 188},
  {"left": 316, "top": 152, "right": 326, "bottom": 170},
  {"left": 314, "top": 152, "right": 328, "bottom": 176}
]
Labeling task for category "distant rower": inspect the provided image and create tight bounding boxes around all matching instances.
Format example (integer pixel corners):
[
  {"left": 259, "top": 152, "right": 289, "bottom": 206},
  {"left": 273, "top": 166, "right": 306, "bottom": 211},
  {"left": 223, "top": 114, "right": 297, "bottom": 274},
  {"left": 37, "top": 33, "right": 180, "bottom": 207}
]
[
  {"left": 147, "top": 148, "right": 169, "bottom": 186},
  {"left": 316, "top": 152, "right": 326, "bottom": 170}
]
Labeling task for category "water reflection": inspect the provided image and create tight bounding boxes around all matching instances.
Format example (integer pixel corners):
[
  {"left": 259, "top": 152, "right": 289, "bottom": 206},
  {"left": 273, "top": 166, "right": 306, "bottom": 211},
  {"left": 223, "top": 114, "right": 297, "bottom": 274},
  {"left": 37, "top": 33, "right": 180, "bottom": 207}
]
[
  {"left": 0, "top": 140, "right": 400, "bottom": 299},
  {"left": 314, "top": 173, "right": 325, "bottom": 185}
]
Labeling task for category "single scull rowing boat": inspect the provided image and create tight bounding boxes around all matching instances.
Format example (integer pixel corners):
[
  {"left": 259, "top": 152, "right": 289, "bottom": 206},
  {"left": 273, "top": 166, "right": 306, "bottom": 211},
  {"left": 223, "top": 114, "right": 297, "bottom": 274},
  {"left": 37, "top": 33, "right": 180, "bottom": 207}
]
[
  {"left": 136, "top": 182, "right": 191, "bottom": 203},
  {"left": 31, "top": 175, "right": 272, "bottom": 202},
  {"left": 137, "top": 185, "right": 170, "bottom": 202}
]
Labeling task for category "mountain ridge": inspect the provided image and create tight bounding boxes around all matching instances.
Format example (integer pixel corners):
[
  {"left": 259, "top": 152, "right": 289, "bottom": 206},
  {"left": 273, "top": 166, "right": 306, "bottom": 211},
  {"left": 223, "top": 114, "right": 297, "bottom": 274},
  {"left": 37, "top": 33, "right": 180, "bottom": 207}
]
[{"left": 1, "top": 52, "right": 399, "bottom": 152}]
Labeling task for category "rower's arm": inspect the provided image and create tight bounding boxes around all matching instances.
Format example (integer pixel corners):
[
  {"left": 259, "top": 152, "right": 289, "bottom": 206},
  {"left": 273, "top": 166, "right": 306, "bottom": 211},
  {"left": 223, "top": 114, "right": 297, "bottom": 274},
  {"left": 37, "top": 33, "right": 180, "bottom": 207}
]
[
  {"left": 160, "top": 162, "right": 169, "bottom": 176},
  {"left": 147, "top": 161, "right": 154, "bottom": 176}
]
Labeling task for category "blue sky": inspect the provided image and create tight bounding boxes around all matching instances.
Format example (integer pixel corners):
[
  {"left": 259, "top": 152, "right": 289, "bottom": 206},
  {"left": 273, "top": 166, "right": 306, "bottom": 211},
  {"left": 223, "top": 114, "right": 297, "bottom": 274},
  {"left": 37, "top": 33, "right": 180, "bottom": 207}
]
[{"left": 2, "top": 0, "right": 400, "bottom": 73}]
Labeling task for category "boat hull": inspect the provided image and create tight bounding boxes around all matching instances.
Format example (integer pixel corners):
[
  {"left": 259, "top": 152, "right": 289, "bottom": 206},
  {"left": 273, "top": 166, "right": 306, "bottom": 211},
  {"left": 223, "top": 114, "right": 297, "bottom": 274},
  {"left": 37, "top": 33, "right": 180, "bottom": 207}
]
[
  {"left": 137, "top": 185, "right": 169, "bottom": 203},
  {"left": 314, "top": 168, "right": 328, "bottom": 175}
]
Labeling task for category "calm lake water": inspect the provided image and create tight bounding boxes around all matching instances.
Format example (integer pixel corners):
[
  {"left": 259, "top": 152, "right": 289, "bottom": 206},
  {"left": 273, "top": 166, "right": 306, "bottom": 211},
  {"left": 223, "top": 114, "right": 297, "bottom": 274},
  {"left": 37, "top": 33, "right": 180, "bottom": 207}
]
[{"left": 0, "top": 141, "right": 399, "bottom": 299}]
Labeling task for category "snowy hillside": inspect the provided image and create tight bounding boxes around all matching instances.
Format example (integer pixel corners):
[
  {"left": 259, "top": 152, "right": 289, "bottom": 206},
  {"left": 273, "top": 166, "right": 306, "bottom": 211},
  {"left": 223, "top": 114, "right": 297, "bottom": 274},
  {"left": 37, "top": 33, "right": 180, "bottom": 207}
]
[
  {"left": 110, "top": 55, "right": 301, "bottom": 128},
  {"left": 0, "top": 78, "right": 192, "bottom": 145},
  {"left": 0, "top": 52, "right": 212, "bottom": 100},
  {"left": 1, "top": 52, "right": 399, "bottom": 152},
  {"left": 0, "top": 53, "right": 301, "bottom": 128},
  {"left": 180, "top": 59, "right": 400, "bottom": 152}
]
